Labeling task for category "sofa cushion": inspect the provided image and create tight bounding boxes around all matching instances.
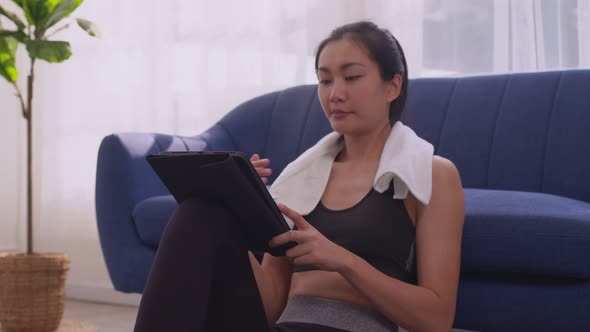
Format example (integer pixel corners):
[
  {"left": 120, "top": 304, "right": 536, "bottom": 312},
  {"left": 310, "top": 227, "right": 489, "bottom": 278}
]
[
  {"left": 133, "top": 195, "right": 178, "bottom": 246},
  {"left": 134, "top": 185, "right": 275, "bottom": 247},
  {"left": 462, "top": 189, "right": 590, "bottom": 278},
  {"left": 133, "top": 189, "right": 590, "bottom": 279}
]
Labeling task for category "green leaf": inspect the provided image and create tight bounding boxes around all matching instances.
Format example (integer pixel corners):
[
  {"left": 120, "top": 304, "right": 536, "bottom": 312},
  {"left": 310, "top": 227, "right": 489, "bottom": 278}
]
[
  {"left": 0, "top": 3, "right": 26, "bottom": 30},
  {"left": 22, "top": 0, "right": 55, "bottom": 26},
  {"left": 0, "top": 29, "right": 27, "bottom": 42},
  {"left": 75, "top": 18, "right": 98, "bottom": 37},
  {"left": 0, "top": 36, "right": 19, "bottom": 82},
  {"left": 22, "top": 0, "right": 82, "bottom": 34},
  {"left": 30, "top": 0, "right": 83, "bottom": 37},
  {"left": 0, "top": 29, "right": 20, "bottom": 37},
  {"left": 26, "top": 39, "right": 71, "bottom": 62}
]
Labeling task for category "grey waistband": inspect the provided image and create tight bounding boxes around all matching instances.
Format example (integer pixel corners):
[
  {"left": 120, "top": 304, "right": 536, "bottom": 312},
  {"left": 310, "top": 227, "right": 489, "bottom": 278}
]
[{"left": 276, "top": 295, "right": 398, "bottom": 332}]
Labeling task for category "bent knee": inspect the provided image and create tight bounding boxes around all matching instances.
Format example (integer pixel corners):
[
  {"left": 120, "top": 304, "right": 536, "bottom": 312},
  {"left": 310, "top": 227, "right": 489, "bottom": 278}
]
[{"left": 173, "top": 197, "right": 235, "bottom": 231}]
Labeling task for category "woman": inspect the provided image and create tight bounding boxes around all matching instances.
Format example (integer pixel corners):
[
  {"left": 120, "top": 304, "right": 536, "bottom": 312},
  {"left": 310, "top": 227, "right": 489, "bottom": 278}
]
[{"left": 135, "top": 21, "right": 464, "bottom": 332}]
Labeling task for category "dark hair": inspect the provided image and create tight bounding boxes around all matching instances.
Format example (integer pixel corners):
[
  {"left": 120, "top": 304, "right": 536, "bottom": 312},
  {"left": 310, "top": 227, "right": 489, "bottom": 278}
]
[{"left": 314, "top": 21, "right": 409, "bottom": 125}]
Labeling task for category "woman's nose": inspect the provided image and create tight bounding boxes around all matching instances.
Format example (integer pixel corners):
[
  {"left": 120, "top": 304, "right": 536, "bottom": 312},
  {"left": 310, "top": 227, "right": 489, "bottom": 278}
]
[{"left": 329, "top": 80, "right": 346, "bottom": 102}]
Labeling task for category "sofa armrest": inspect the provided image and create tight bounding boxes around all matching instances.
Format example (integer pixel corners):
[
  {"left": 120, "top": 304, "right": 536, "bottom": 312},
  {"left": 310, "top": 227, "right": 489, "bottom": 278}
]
[
  {"left": 98, "top": 133, "right": 208, "bottom": 203},
  {"left": 95, "top": 132, "right": 207, "bottom": 292}
]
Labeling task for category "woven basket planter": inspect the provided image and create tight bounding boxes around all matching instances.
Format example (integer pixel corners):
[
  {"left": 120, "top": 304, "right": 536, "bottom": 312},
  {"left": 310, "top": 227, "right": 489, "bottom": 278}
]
[{"left": 0, "top": 253, "right": 70, "bottom": 332}]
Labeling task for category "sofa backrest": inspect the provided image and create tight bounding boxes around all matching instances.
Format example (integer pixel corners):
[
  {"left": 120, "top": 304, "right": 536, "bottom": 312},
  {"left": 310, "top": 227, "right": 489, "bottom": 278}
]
[
  {"left": 202, "top": 70, "right": 590, "bottom": 203},
  {"left": 203, "top": 85, "right": 331, "bottom": 184},
  {"left": 405, "top": 70, "right": 590, "bottom": 203}
]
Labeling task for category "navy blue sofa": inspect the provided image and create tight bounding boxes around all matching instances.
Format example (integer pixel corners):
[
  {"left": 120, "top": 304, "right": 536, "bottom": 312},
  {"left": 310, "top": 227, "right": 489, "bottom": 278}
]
[{"left": 96, "top": 70, "right": 590, "bottom": 331}]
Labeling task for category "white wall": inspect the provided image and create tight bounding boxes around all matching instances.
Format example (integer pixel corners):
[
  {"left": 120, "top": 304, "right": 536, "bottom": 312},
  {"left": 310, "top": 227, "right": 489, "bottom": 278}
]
[
  {"left": 1, "top": 64, "right": 141, "bottom": 306},
  {"left": 30, "top": 63, "right": 141, "bottom": 305},
  {"left": 0, "top": 80, "right": 20, "bottom": 252}
]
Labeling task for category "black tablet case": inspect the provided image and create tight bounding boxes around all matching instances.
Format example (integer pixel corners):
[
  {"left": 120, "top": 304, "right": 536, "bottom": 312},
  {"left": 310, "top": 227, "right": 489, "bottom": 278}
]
[{"left": 146, "top": 151, "right": 296, "bottom": 256}]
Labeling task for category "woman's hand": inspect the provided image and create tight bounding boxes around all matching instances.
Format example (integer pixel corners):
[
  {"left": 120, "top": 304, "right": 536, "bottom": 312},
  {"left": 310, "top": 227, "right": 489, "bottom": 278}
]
[
  {"left": 250, "top": 153, "right": 273, "bottom": 184},
  {"left": 269, "top": 203, "right": 356, "bottom": 273}
]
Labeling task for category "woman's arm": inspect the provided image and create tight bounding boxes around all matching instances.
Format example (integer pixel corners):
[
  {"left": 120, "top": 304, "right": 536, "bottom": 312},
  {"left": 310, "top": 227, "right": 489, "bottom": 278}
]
[
  {"left": 249, "top": 154, "right": 292, "bottom": 324},
  {"left": 338, "top": 157, "right": 465, "bottom": 332},
  {"left": 248, "top": 252, "right": 293, "bottom": 326},
  {"left": 269, "top": 157, "right": 464, "bottom": 331}
]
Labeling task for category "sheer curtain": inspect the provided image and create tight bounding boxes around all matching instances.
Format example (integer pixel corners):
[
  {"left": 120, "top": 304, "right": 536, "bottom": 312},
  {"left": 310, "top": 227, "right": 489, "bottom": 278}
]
[
  {"left": 369, "top": 0, "right": 590, "bottom": 76},
  {"left": 1, "top": 0, "right": 588, "bottom": 291}
]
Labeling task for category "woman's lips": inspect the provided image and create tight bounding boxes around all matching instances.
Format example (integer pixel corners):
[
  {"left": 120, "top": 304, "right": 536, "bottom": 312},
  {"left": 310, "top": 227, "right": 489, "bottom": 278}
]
[{"left": 332, "top": 110, "right": 351, "bottom": 119}]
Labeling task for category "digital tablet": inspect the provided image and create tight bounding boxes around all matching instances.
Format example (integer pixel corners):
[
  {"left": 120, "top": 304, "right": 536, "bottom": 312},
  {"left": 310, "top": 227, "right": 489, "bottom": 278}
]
[{"left": 146, "top": 151, "right": 296, "bottom": 256}]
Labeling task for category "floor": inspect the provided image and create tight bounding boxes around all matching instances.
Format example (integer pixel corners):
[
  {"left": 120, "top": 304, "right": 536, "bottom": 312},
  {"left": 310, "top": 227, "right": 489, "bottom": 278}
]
[
  {"left": 63, "top": 300, "right": 138, "bottom": 332},
  {"left": 62, "top": 300, "right": 476, "bottom": 331}
]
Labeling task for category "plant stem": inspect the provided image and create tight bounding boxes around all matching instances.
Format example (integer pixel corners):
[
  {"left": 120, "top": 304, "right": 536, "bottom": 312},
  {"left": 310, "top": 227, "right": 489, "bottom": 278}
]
[
  {"left": 46, "top": 24, "right": 70, "bottom": 39},
  {"left": 13, "top": 83, "right": 27, "bottom": 119},
  {"left": 26, "top": 56, "right": 35, "bottom": 255}
]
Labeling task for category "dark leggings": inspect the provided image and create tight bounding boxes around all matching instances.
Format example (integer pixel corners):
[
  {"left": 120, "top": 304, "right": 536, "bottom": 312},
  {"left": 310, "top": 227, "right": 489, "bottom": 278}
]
[{"left": 134, "top": 198, "right": 348, "bottom": 332}]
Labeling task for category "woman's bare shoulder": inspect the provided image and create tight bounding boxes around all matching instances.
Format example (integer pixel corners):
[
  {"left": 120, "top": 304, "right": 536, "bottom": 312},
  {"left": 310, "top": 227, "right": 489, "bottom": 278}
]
[
  {"left": 410, "top": 156, "right": 463, "bottom": 216},
  {"left": 432, "top": 155, "right": 462, "bottom": 191},
  {"left": 432, "top": 155, "right": 458, "bottom": 174}
]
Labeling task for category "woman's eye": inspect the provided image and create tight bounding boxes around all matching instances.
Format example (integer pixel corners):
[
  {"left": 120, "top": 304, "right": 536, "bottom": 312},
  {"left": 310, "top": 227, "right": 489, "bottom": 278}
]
[
  {"left": 319, "top": 79, "right": 332, "bottom": 85},
  {"left": 345, "top": 75, "right": 361, "bottom": 81}
]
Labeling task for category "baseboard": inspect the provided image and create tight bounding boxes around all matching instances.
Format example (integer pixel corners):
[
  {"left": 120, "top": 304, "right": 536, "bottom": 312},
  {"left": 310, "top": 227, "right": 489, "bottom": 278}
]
[{"left": 65, "top": 283, "right": 141, "bottom": 307}]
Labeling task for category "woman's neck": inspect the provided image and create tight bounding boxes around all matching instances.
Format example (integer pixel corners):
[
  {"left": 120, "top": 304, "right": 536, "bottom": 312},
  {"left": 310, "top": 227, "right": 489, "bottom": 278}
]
[{"left": 337, "top": 124, "right": 392, "bottom": 165}]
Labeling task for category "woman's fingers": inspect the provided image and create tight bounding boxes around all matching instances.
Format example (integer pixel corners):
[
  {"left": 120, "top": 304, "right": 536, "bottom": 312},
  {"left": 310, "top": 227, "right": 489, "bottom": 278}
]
[
  {"left": 251, "top": 154, "right": 272, "bottom": 183},
  {"left": 252, "top": 159, "right": 271, "bottom": 167},
  {"left": 285, "top": 241, "right": 313, "bottom": 258},
  {"left": 256, "top": 168, "right": 272, "bottom": 176},
  {"left": 251, "top": 154, "right": 271, "bottom": 165},
  {"left": 269, "top": 204, "right": 317, "bottom": 249},
  {"left": 278, "top": 204, "right": 312, "bottom": 230},
  {"left": 269, "top": 229, "right": 306, "bottom": 248}
]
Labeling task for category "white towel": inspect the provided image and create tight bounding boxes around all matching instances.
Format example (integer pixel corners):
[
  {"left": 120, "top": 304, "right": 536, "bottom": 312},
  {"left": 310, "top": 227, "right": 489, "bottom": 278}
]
[{"left": 269, "top": 121, "right": 434, "bottom": 229}]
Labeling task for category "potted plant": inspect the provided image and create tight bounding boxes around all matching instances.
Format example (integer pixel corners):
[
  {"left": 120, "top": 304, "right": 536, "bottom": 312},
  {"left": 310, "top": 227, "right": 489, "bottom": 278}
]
[{"left": 0, "top": 0, "right": 97, "bottom": 331}]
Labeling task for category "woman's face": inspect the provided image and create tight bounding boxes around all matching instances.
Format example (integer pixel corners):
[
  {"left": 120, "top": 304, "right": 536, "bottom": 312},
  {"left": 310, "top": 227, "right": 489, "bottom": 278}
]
[{"left": 316, "top": 38, "right": 400, "bottom": 135}]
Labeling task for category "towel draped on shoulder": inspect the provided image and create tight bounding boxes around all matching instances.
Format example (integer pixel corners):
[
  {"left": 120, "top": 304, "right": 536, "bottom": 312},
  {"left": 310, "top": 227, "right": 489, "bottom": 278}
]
[{"left": 269, "top": 121, "right": 434, "bottom": 229}]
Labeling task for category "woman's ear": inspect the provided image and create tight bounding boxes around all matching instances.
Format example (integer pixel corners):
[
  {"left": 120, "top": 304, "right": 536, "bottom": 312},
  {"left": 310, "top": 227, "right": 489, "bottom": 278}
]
[{"left": 385, "top": 74, "right": 403, "bottom": 103}]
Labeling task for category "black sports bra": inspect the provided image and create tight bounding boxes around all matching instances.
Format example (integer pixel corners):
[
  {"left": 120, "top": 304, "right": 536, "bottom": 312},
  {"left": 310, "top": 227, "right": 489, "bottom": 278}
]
[{"left": 294, "top": 182, "right": 417, "bottom": 283}]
